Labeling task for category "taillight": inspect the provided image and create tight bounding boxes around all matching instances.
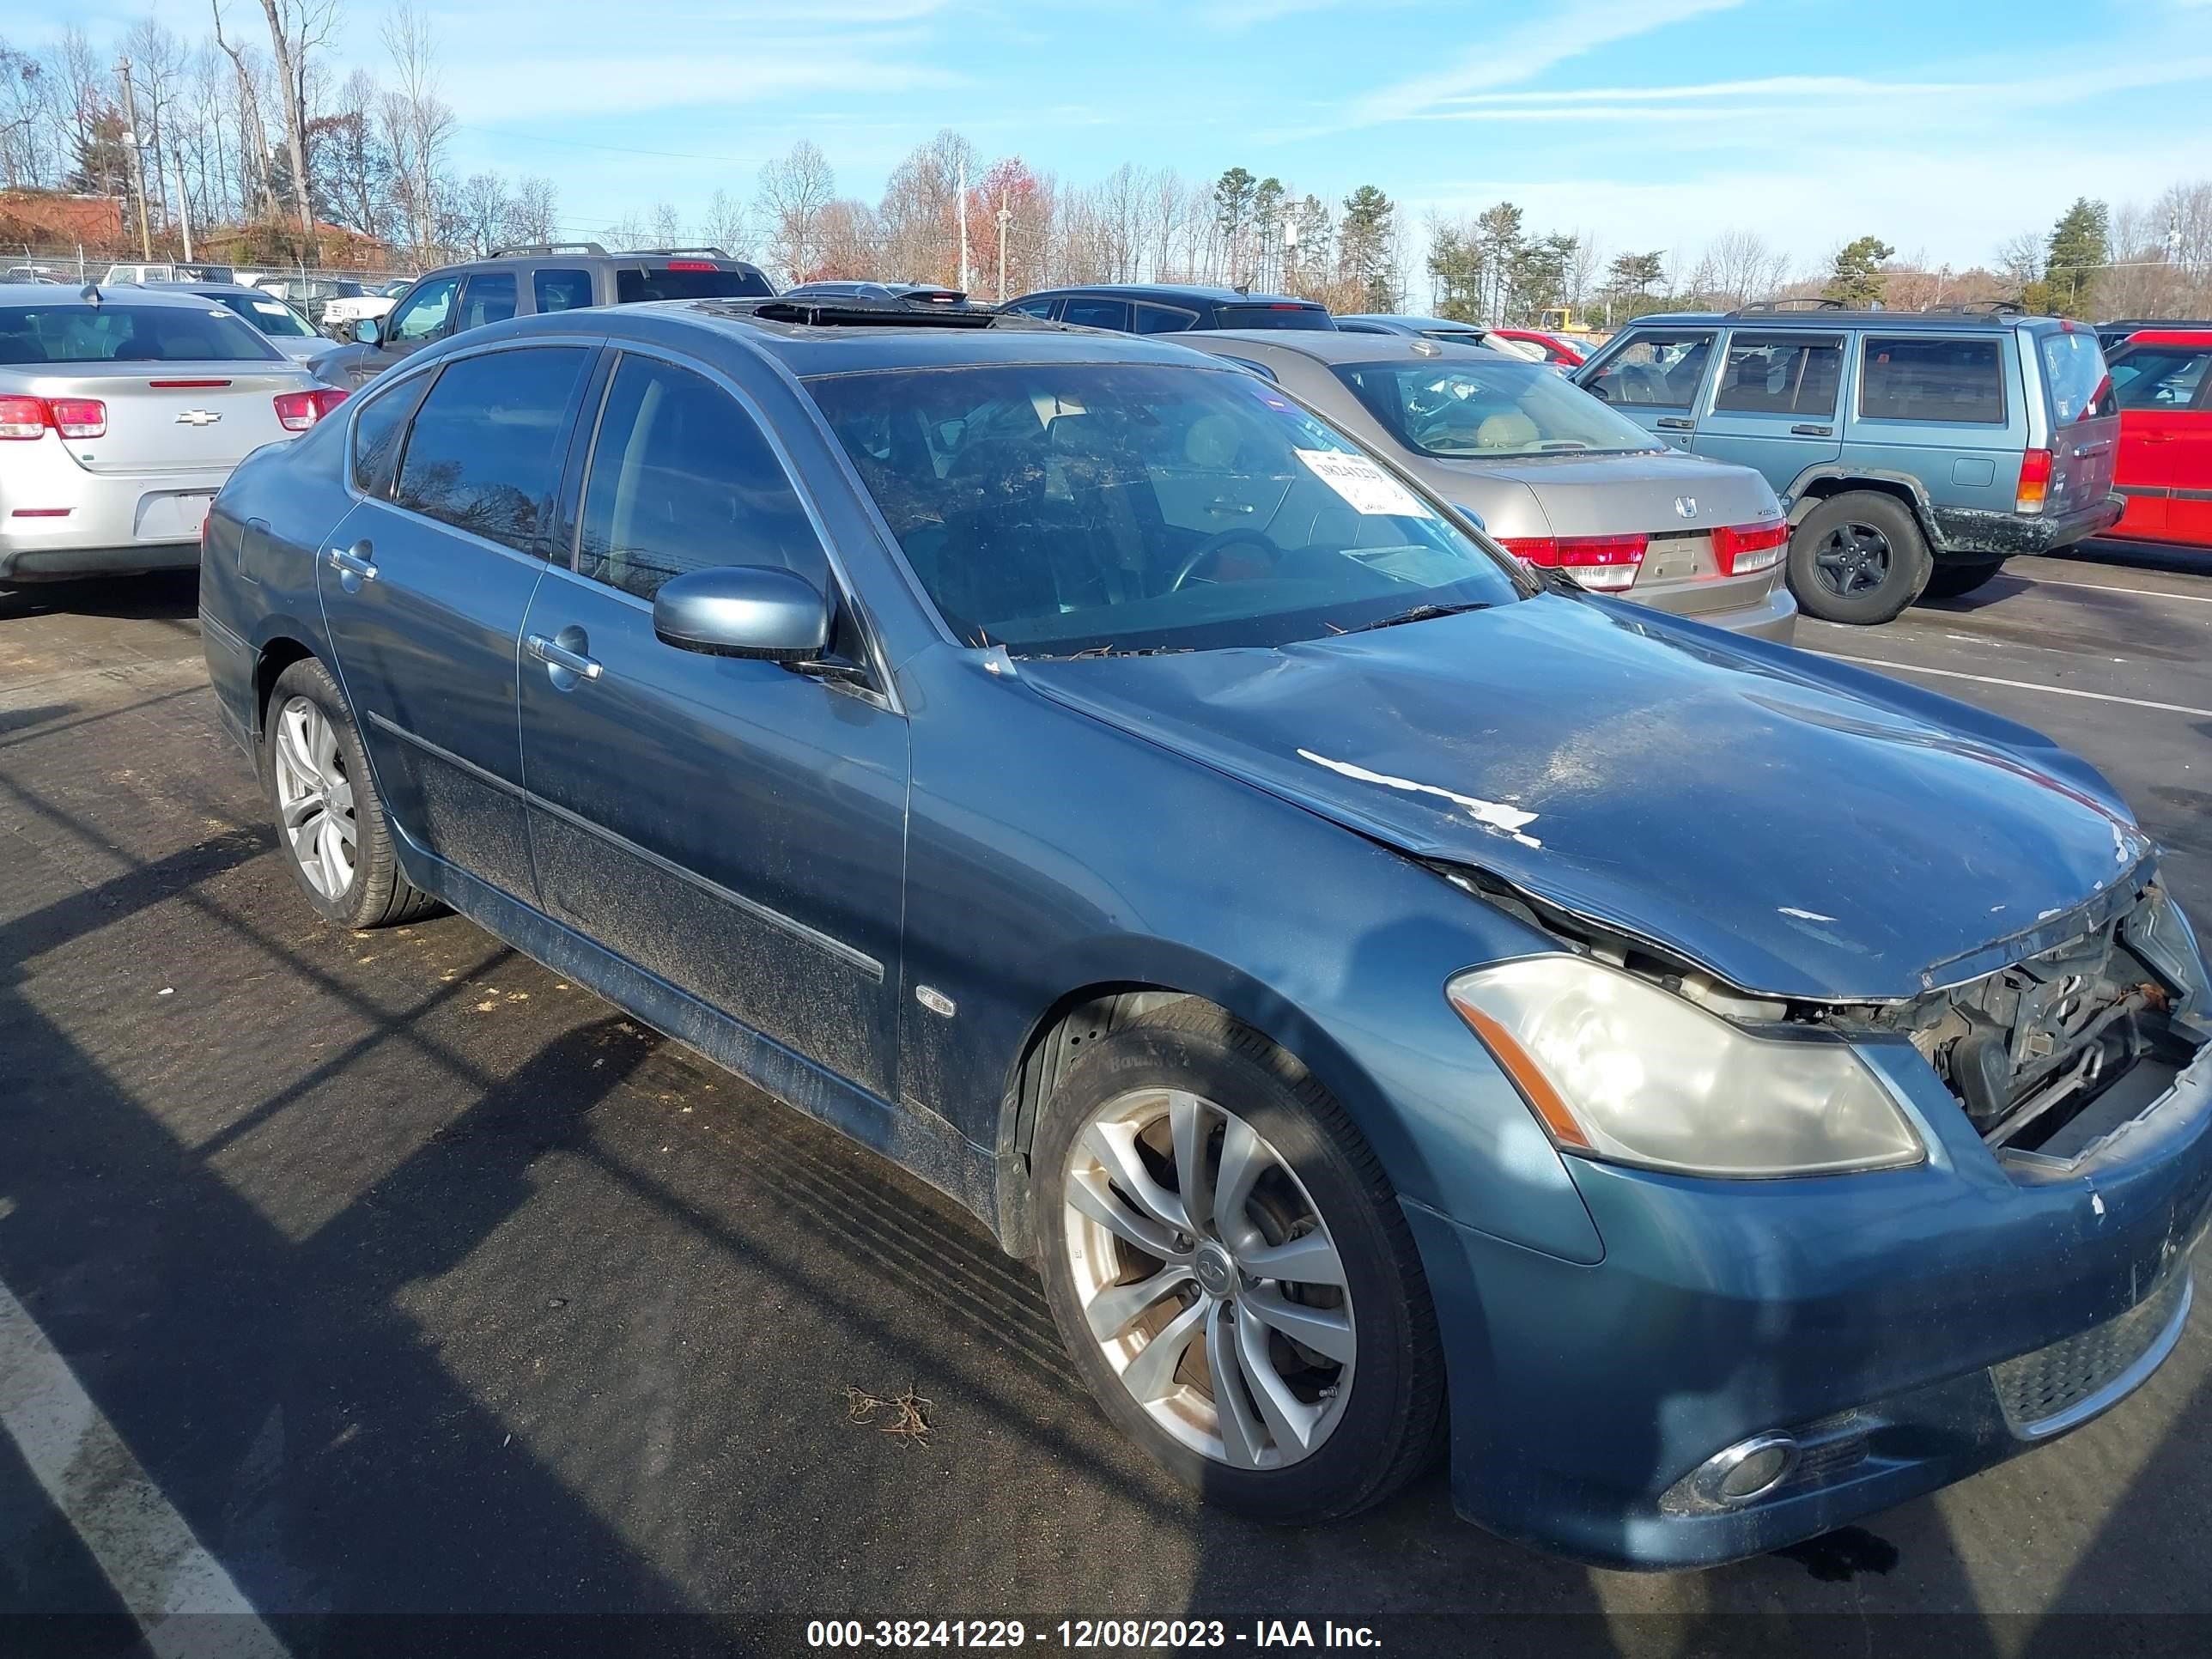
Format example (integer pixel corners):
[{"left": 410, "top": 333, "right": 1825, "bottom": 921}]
[
  {"left": 1711, "top": 520, "right": 1790, "bottom": 576},
  {"left": 0, "top": 395, "right": 47, "bottom": 439},
  {"left": 1501, "top": 532, "right": 1649, "bottom": 591},
  {"left": 273, "top": 387, "right": 349, "bottom": 432},
  {"left": 0, "top": 395, "right": 106, "bottom": 440},
  {"left": 46, "top": 398, "right": 106, "bottom": 439},
  {"left": 2016, "top": 448, "right": 2052, "bottom": 514}
]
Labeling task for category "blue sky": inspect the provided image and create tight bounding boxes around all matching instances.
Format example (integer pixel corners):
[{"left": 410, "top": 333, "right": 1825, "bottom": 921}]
[{"left": 27, "top": 0, "right": 2212, "bottom": 273}]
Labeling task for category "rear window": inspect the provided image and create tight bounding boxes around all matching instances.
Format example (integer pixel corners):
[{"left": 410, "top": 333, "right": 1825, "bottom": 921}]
[
  {"left": 0, "top": 302, "right": 282, "bottom": 364},
  {"left": 210, "top": 292, "right": 316, "bottom": 338},
  {"left": 2038, "top": 328, "right": 2115, "bottom": 422},
  {"left": 1217, "top": 304, "right": 1335, "bottom": 331},
  {"left": 1336, "top": 358, "right": 1664, "bottom": 459},
  {"left": 1859, "top": 337, "right": 2004, "bottom": 424},
  {"left": 616, "top": 265, "right": 774, "bottom": 303}
]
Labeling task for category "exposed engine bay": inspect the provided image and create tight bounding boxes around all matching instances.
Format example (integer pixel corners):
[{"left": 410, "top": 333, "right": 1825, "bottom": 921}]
[{"left": 1444, "top": 864, "right": 2211, "bottom": 1158}]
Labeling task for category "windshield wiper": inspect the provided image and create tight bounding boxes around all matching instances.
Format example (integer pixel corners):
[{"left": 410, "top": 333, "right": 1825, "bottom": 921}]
[{"left": 1342, "top": 601, "right": 1494, "bottom": 635}]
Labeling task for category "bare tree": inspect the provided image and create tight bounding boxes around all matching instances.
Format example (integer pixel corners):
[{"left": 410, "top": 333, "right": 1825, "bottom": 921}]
[
  {"left": 381, "top": 2, "right": 452, "bottom": 263},
  {"left": 246, "top": 0, "right": 340, "bottom": 243},
  {"left": 1693, "top": 228, "right": 1790, "bottom": 307},
  {"left": 755, "top": 138, "right": 836, "bottom": 283},
  {"left": 454, "top": 170, "right": 507, "bottom": 256},
  {"left": 505, "top": 174, "right": 557, "bottom": 247},
  {"left": 647, "top": 201, "right": 684, "bottom": 249},
  {"left": 698, "top": 186, "right": 750, "bottom": 259}
]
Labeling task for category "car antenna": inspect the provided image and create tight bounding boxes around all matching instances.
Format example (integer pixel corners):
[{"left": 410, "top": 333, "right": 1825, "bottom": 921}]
[{"left": 81, "top": 282, "right": 101, "bottom": 307}]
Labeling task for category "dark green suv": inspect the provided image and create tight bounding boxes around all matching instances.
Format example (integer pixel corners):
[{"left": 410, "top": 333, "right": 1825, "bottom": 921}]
[{"left": 1575, "top": 302, "right": 2121, "bottom": 623}]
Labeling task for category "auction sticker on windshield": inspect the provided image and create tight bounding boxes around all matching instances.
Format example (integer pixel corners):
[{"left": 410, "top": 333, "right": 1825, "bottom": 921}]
[{"left": 1295, "top": 448, "right": 1432, "bottom": 517}]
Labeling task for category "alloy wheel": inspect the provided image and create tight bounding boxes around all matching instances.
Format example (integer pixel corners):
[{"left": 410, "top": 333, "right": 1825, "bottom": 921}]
[
  {"left": 1061, "top": 1088, "right": 1356, "bottom": 1469},
  {"left": 1813, "top": 521, "right": 1893, "bottom": 599},
  {"left": 272, "top": 696, "right": 357, "bottom": 900}
]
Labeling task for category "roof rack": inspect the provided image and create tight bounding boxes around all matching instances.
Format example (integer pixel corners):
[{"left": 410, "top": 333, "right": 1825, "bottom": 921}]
[
  {"left": 1923, "top": 300, "right": 2025, "bottom": 316},
  {"left": 491, "top": 241, "right": 608, "bottom": 257},
  {"left": 1732, "top": 298, "right": 1850, "bottom": 314},
  {"left": 623, "top": 246, "right": 735, "bottom": 259}
]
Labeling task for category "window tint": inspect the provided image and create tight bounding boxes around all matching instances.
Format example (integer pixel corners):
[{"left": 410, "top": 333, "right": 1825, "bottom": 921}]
[
  {"left": 386, "top": 276, "right": 458, "bottom": 343},
  {"left": 1006, "top": 296, "right": 1056, "bottom": 319},
  {"left": 1215, "top": 303, "right": 1334, "bottom": 331},
  {"left": 2038, "top": 329, "right": 2114, "bottom": 422},
  {"left": 2111, "top": 345, "right": 2210, "bottom": 410},
  {"left": 393, "top": 347, "right": 589, "bottom": 553},
  {"left": 459, "top": 271, "right": 517, "bottom": 331},
  {"left": 533, "top": 269, "right": 593, "bottom": 313},
  {"left": 0, "top": 303, "right": 281, "bottom": 365},
  {"left": 614, "top": 266, "right": 775, "bottom": 303},
  {"left": 211, "top": 291, "right": 316, "bottom": 338},
  {"left": 1582, "top": 330, "right": 1715, "bottom": 408},
  {"left": 1713, "top": 332, "right": 1844, "bottom": 416},
  {"left": 1134, "top": 302, "right": 1199, "bottom": 334},
  {"left": 1859, "top": 337, "right": 2004, "bottom": 424},
  {"left": 578, "top": 356, "right": 827, "bottom": 601},
  {"left": 1061, "top": 296, "right": 1133, "bottom": 331},
  {"left": 351, "top": 375, "right": 428, "bottom": 493}
]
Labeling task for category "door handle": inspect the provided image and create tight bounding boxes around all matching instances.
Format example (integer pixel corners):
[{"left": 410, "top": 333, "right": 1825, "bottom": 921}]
[
  {"left": 326, "top": 543, "right": 376, "bottom": 580},
  {"left": 2071, "top": 441, "right": 2112, "bottom": 459},
  {"left": 526, "top": 632, "right": 602, "bottom": 681},
  {"left": 2136, "top": 434, "right": 2175, "bottom": 443},
  {"left": 1790, "top": 423, "right": 1834, "bottom": 437},
  {"left": 1204, "top": 498, "right": 1256, "bottom": 515},
  {"left": 1656, "top": 416, "right": 1694, "bottom": 430}
]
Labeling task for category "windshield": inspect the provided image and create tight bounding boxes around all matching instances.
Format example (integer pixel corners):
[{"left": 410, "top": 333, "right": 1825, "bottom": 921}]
[
  {"left": 209, "top": 291, "right": 316, "bottom": 338},
  {"left": 0, "top": 303, "right": 282, "bottom": 364},
  {"left": 1335, "top": 357, "right": 1663, "bottom": 459},
  {"left": 810, "top": 362, "right": 1523, "bottom": 657},
  {"left": 1217, "top": 303, "right": 1335, "bottom": 331}
]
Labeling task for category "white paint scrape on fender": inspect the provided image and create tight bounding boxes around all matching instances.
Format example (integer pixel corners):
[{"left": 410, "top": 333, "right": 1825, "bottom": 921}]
[{"left": 1297, "top": 749, "right": 1541, "bottom": 848}]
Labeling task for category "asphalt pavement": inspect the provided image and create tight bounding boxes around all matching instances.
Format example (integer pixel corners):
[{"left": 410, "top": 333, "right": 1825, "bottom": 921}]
[{"left": 3, "top": 546, "right": 2210, "bottom": 1656}]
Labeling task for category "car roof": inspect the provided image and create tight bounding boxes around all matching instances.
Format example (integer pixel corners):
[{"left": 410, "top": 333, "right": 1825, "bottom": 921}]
[
  {"left": 1186, "top": 329, "right": 1507, "bottom": 366},
  {"left": 2113, "top": 327, "right": 2212, "bottom": 347},
  {"left": 1342, "top": 313, "right": 1485, "bottom": 331},
  {"left": 1622, "top": 307, "right": 2064, "bottom": 331},
  {"left": 416, "top": 248, "right": 770, "bottom": 280},
  {"left": 476, "top": 297, "right": 1239, "bottom": 377},
  {"left": 1020, "top": 283, "right": 1323, "bottom": 307},
  {"left": 0, "top": 282, "right": 237, "bottom": 307}
]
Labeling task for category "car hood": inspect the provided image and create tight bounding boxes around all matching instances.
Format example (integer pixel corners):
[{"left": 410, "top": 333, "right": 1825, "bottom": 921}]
[{"left": 1017, "top": 595, "right": 2153, "bottom": 1000}]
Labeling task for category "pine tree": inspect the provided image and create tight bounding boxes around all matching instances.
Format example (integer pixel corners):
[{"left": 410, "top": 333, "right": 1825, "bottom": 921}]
[
  {"left": 1825, "top": 235, "right": 1894, "bottom": 307},
  {"left": 2045, "top": 198, "right": 2110, "bottom": 318}
]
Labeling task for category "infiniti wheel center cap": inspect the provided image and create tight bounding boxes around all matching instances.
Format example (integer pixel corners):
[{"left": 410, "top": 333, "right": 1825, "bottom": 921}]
[{"left": 1194, "top": 1242, "right": 1237, "bottom": 1298}]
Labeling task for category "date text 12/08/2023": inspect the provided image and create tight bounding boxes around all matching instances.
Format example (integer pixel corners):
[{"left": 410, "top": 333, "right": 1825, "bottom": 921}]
[{"left": 804, "top": 1619, "right": 1383, "bottom": 1649}]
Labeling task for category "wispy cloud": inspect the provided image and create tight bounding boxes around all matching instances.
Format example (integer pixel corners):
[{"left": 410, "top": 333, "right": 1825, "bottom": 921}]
[
  {"left": 447, "top": 46, "right": 966, "bottom": 121},
  {"left": 1310, "top": 0, "right": 1749, "bottom": 133}
]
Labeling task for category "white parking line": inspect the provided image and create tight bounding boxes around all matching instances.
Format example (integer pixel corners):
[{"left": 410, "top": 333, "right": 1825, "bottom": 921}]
[
  {"left": 2018, "top": 575, "right": 2212, "bottom": 606},
  {"left": 0, "top": 1276, "right": 290, "bottom": 1659},
  {"left": 1812, "top": 652, "right": 2212, "bottom": 720}
]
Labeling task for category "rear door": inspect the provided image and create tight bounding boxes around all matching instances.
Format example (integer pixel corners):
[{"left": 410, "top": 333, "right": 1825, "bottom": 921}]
[
  {"left": 2032, "top": 324, "right": 2119, "bottom": 520},
  {"left": 1689, "top": 329, "right": 1844, "bottom": 495},
  {"left": 317, "top": 342, "right": 597, "bottom": 897},
  {"left": 1848, "top": 332, "right": 2020, "bottom": 524},
  {"left": 1575, "top": 326, "right": 1717, "bottom": 450},
  {"left": 1060, "top": 295, "right": 1133, "bottom": 331},
  {"left": 455, "top": 270, "right": 519, "bottom": 335},
  {"left": 515, "top": 347, "right": 909, "bottom": 1097}
]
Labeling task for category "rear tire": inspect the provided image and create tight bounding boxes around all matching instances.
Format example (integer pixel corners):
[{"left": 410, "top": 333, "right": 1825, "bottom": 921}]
[
  {"left": 1921, "top": 558, "right": 2005, "bottom": 600},
  {"left": 1032, "top": 1000, "right": 1443, "bottom": 1523},
  {"left": 1788, "top": 491, "right": 1930, "bottom": 625},
  {"left": 262, "top": 657, "right": 439, "bottom": 930}
]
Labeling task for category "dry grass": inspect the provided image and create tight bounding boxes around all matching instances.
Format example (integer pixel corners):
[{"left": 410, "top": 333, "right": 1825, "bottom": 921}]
[{"left": 843, "top": 1383, "right": 933, "bottom": 1444}]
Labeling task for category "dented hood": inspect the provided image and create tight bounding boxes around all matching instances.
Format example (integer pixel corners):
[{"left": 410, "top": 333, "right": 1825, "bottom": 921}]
[{"left": 1018, "top": 595, "right": 2154, "bottom": 1000}]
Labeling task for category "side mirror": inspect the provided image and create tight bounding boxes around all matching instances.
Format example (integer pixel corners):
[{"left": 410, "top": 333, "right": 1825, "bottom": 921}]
[
  {"left": 653, "top": 565, "right": 830, "bottom": 662},
  {"left": 352, "top": 317, "right": 383, "bottom": 346},
  {"left": 1451, "top": 504, "right": 1487, "bottom": 532}
]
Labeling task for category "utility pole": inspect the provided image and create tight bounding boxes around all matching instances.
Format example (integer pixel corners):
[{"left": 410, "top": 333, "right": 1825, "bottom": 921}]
[
  {"left": 114, "top": 58, "right": 154, "bottom": 261},
  {"left": 957, "top": 159, "right": 971, "bottom": 295},
  {"left": 996, "top": 195, "right": 1011, "bottom": 303}
]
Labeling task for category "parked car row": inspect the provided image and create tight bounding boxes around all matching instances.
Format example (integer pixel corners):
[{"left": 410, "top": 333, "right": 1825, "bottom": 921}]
[{"left": 191, "top": 287, "right": 2212, "bottom": 1573}]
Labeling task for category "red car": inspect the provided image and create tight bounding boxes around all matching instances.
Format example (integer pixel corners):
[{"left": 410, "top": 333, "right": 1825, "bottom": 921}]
[
  {"left": 2107, "top": 328, "right": 2212, "bottom": 547},
  {"left": 1485, "top": 328, "right": 1588, "bottom": 368}
]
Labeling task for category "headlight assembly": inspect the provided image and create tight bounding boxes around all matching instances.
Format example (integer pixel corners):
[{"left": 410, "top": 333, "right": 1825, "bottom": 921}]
[{"left": 1447, "top": 956, "right": 1923, "bottom": 1178}]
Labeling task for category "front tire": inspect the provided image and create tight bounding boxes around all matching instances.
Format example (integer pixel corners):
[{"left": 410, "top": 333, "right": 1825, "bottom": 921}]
[
  {"left": 1788, "top": 490, "right": 1931, "bottom": 624},
  {"left": 262, "top": 657, "right": 437, "bottom": 929},
  {"left": 1032, "top": 1001, "right": 1443, "bottom": 1522}
]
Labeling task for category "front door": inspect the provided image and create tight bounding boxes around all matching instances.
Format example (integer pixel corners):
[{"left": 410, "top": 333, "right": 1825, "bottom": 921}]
[
  {"left": 516, "top": 349, "right": 910, "bottom": 1097},
  {"left": 2112, "top": 341, "right": 2212, "bottom": 544},
  {"left": 1575, "top": 326, "right": 1717, "bottom": 451},
  {"left": 1690, "top": 329, "right": 1844, "bottom": 496},
  {"left": 317, "top": 343, "right": 596, "bottom": 896}
]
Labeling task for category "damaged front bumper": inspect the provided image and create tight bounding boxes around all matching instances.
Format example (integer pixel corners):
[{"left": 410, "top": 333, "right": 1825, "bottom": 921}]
[{"left": 1407, "top": 1028, "right": 2212, "bottom": 1570}]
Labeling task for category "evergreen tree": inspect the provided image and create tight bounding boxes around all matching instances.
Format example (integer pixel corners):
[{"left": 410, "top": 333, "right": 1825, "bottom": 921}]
[
  {"left": 1824, "top": 235, "right": 1894, "bottom": 306},
  {"left": 1338, "top": 185, "right": 1397, "bottom": 310},
  {"left": 2044, "top": 198, "right": 2110, "bottom": 317}
]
